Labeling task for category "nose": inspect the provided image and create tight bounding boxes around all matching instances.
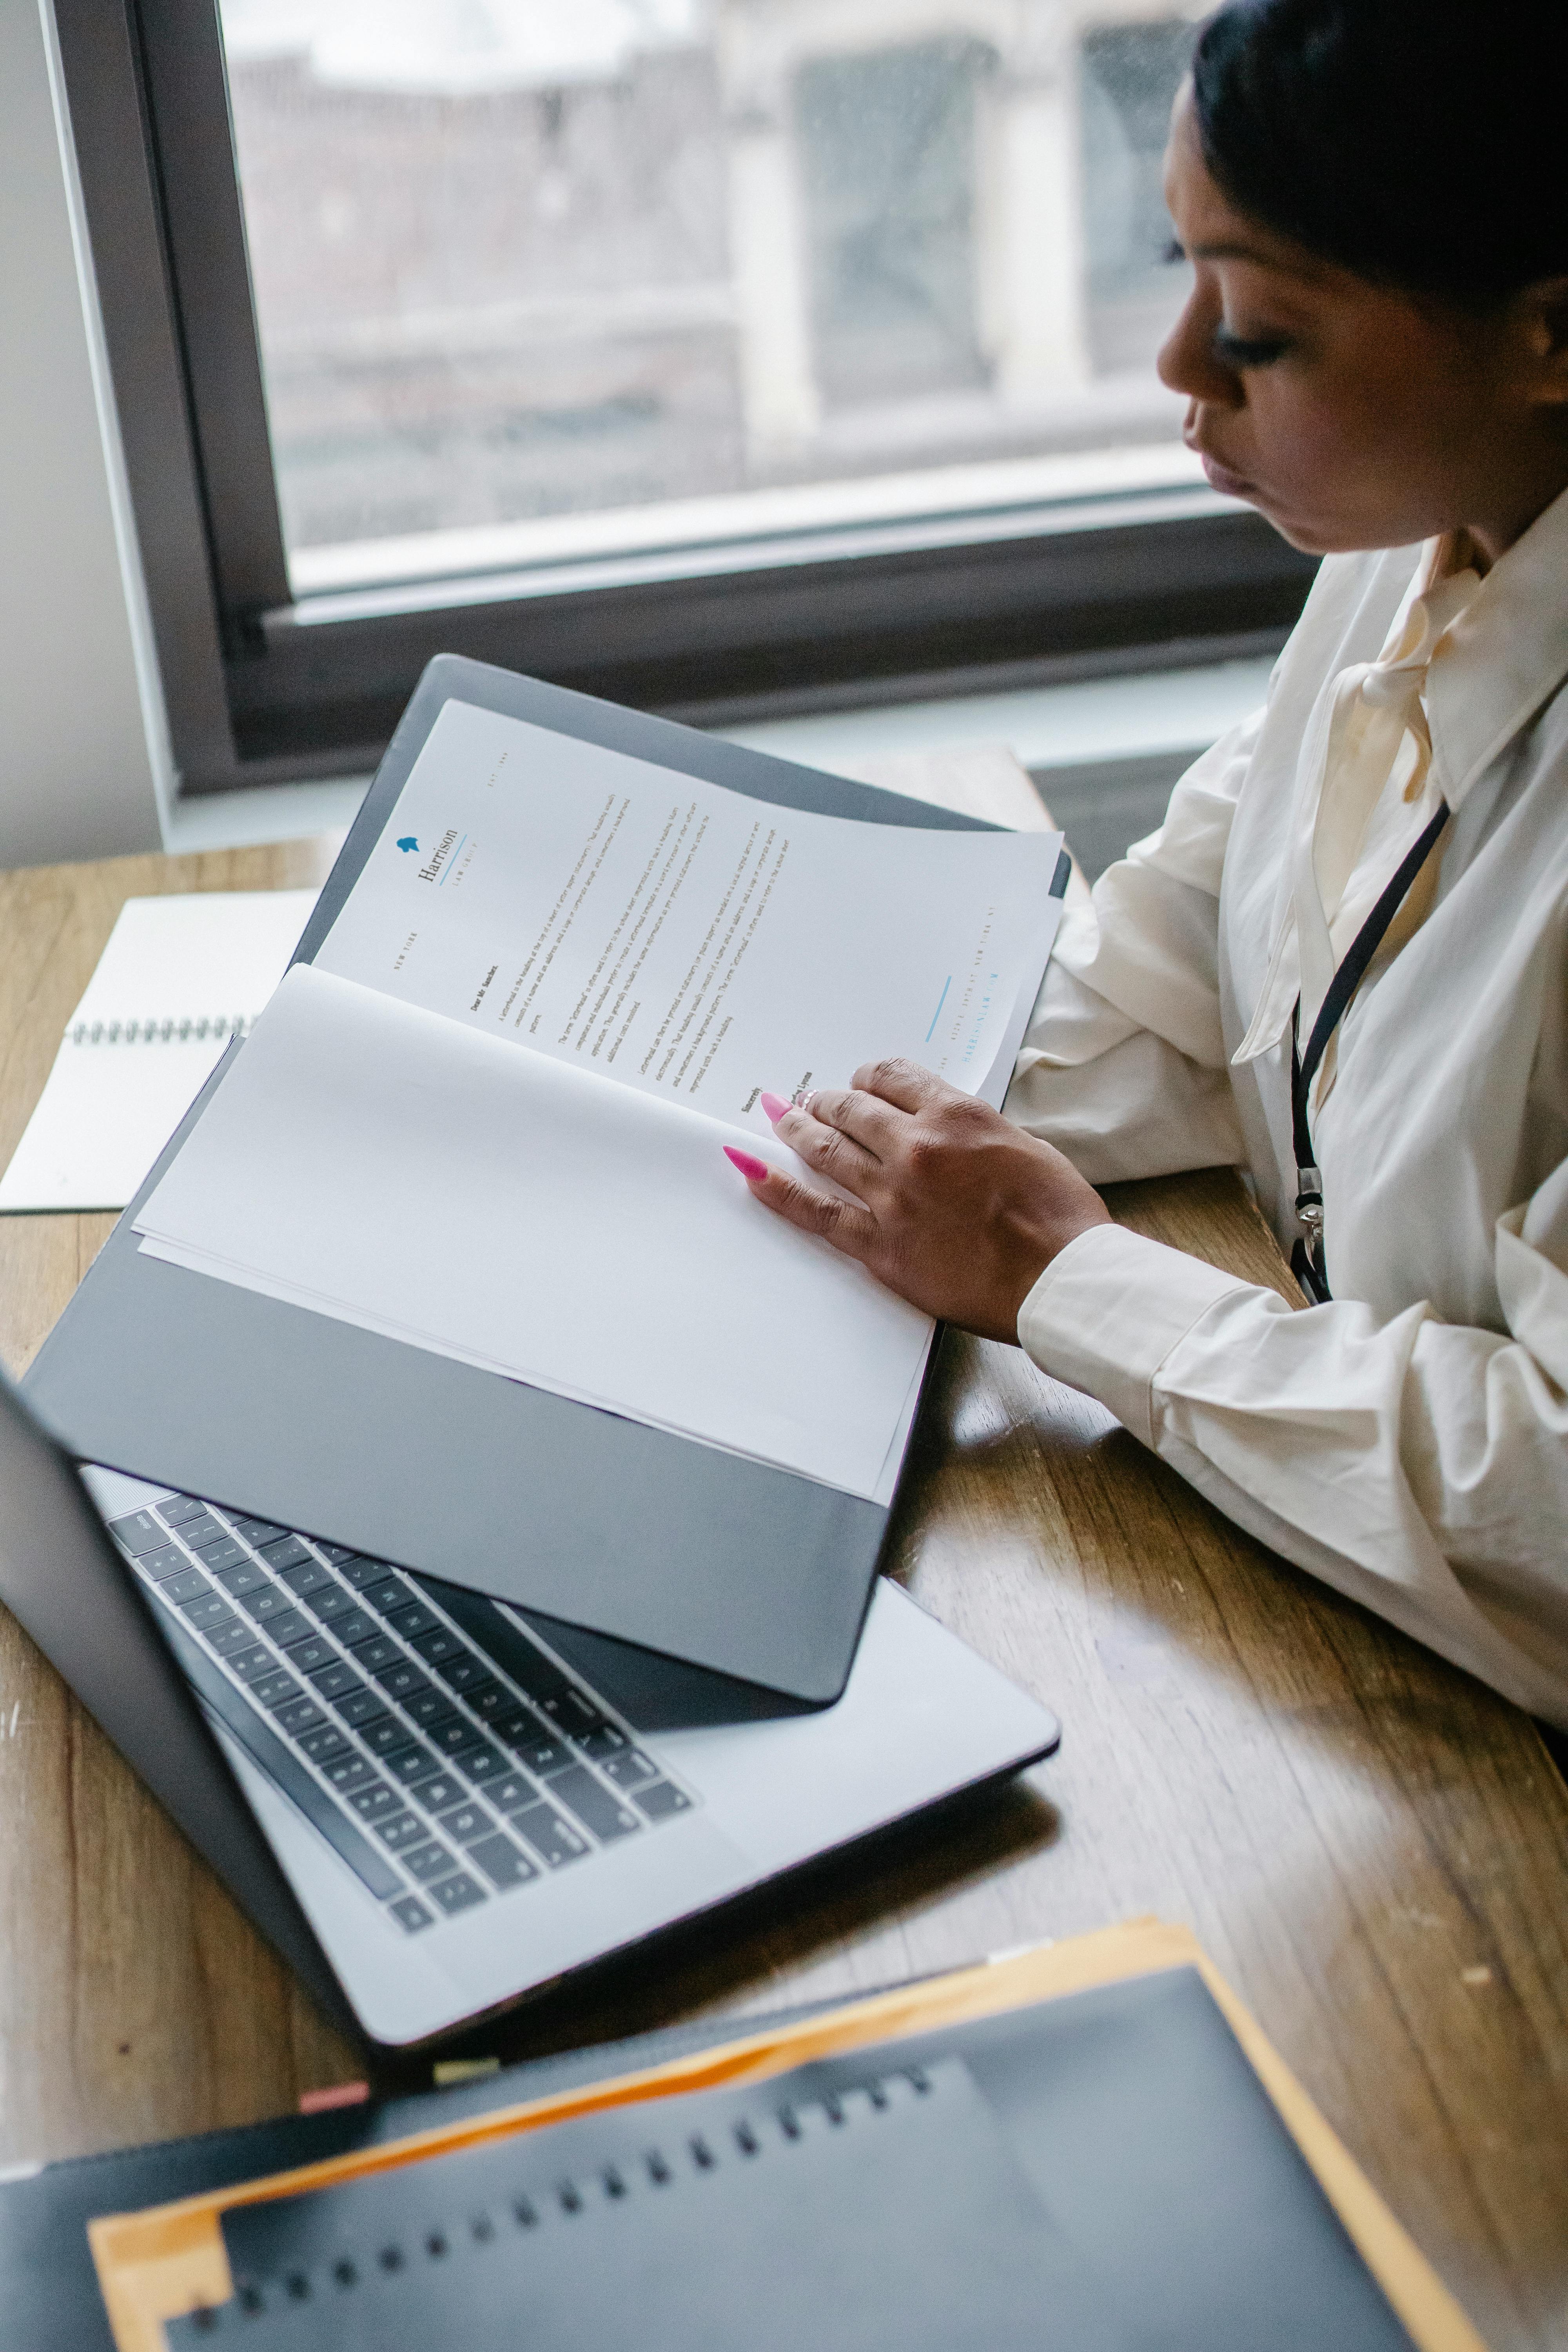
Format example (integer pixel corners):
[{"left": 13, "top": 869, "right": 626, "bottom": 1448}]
[{"left": 1157, "top": 285, "right": 1245, "bottom": 410}]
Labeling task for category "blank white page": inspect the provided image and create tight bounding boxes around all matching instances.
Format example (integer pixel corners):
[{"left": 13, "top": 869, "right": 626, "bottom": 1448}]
[{"left": 134, "top": 965, "right": 933, "bottom": 1499}]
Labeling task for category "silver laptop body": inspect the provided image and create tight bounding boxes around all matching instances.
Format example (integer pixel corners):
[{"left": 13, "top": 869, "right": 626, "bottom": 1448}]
[{"left": 0, "top": 1370, "right": 1058, "bottom": 2047}]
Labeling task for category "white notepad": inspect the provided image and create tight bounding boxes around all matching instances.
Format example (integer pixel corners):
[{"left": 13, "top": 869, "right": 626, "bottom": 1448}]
[
  {"left": 0, "top": 891, "right": 318, "bottom": 1214},
  {"left": 132, "top": 701, "right": 1063, "bottom": 1497}
]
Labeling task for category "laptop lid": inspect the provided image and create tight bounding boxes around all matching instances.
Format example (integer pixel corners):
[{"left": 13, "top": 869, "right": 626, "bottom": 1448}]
[{"left": 22, "top": 653, "right": 1056, "bottom": 1704}]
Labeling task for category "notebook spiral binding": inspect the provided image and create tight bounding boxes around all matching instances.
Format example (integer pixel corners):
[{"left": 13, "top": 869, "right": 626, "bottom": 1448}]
[
  {"left": 187, "top": 2069, "right": 933, "bottom": 2329},
  {"left": 67, "top": 1015, "right": 252, "bottom": 1048}
]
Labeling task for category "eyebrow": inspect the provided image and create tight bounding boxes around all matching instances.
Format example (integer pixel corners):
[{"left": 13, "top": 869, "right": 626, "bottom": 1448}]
[{"left": 1178, "top": 236, "right": 1325, "bottom": 281}]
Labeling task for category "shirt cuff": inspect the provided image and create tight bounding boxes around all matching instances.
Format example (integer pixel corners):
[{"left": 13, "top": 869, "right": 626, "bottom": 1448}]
[{"left": 1017, "top": 1223, "right": 1252, "bottom": 1448}]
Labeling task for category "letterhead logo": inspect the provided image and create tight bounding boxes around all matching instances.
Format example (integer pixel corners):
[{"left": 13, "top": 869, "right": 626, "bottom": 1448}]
[
  {"left": 397, "top": 836, "right": 418, "bottom": 853},
  {"left": 413, "top": 829, "right": 461, "bottom": 883}
]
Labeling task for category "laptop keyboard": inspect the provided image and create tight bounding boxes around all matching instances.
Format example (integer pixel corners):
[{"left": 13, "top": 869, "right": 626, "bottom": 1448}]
[{"left": 107, "top": 1494, "right": 693, "bottom": 1936}]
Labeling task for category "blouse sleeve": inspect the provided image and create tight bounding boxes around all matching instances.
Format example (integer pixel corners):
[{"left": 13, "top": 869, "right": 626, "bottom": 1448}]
[
  {"left": 1018, "top": 1161, "right": 1568, "bottom": 1729},
  {"left": 1004, "top": 708, "right": 1265, "bottom": 1181}
]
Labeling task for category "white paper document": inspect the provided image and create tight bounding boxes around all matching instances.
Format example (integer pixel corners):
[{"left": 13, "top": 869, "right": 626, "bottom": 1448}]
[
  {"left": 316, "top": 700, "right": 1061, "bottom": 1123},
  {"left": 132, "top": 706, "right": 1064, "bottom": 1496},
  {"left": 0, "top": 890, "right": 318, "bottom": 1213},
  {"left": 137, "top": 966, "right": 935, "bottom": 1498}
]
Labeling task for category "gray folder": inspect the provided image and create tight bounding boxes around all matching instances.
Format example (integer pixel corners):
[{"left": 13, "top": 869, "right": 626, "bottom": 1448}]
[{"left": 24, "top": 656, "right": 1058, "bottom": 1701}]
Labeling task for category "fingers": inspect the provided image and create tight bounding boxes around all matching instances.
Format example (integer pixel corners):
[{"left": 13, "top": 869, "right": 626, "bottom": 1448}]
[
  {"left": 724, "top": 1150, "right": 880, "bottom": 1261},
  {"left": 848, "top": 1056, "right": 949, "bottom": 1113}
]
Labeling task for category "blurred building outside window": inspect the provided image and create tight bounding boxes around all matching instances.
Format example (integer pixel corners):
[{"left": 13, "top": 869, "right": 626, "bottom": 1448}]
[{"left": 218, "top": 0, "right": 1205, "bottom": 599}]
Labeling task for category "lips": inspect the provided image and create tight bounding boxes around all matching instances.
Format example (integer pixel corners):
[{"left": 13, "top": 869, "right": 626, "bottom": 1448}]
[{"left": 1197, "top": 450, "right": 1257, "bottom": 501}]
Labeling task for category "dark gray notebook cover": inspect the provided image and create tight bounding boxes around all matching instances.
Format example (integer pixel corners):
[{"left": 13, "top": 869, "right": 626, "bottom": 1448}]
[
  {"left": 154, "top": 1967, "right": 1414, "bottom": 2351},
  {"left": 24, "top": 655, "right": 1051, "bottom": 1702}
]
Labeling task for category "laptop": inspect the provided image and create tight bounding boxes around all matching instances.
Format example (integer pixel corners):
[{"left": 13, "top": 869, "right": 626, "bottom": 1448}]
[{"left": 0, "top": 1368, "right": 1059, "bottom": 2049}]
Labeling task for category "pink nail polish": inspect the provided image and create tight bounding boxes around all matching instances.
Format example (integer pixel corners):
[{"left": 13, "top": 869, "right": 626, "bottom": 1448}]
[
  {"left": 760, "top": 1091, "right": 791, "bottom": 1123},
  {"left": 724, "top": 1145, "right": 770, "bottom": 1183}
]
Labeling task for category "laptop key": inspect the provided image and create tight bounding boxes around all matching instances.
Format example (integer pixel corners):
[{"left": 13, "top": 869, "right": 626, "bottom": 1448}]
[
  {"left": 601, "top": 1747, "right": 660, "bottom": 1790},
  {"left": 258, "top": 1535, "right": 313, "bottom": 1573},
  {"left": 360, "top": 1575, "right": 412, "bottom": 1615},
  {"left": 155, "top": 1494, "right": 211, "bottom": 1528},
  {"left": 459, "top": 1679, "right": 510, "bottom": 1721},
  {"left": 340, "top": 1556, "right": 397, "bottom": 1588},
  {"left": 401, "top": 1842, "right": 459, "bottom": 1886},
  {"left": 171, "top": 1510, "right": 225, "bottom": 1551},
  {"left": 375, "top": 1809, "right": 429, "bottom": 1853},
  {"left": 187, "top": 1535, "right": 245, "bottom": 1575},
  {"left": 134, "top": 1545, "right": 187, "bottom": 1583},
  {"left": 383, "top": 1599, "right": 439, "bottom": 1640},
  {"left": 509, "top": 1802, "right": 587, "bottom": 1868},
  {"left": 298, "top": 1724, "right": 351, "bottom": 1764},
  {"left": 429, "top": 1715, "right": 483, "bottom": 1757},
  {"left": 323, "top": 1753, "right": 379, "bottom": 1795},
  {"left": 362, "top": 1717, "right": 416, "bottom": 1760},
  {"left": 226, "top": 1643, "right": 275, "bottom": 1682},
  {"left": 385, "top": 1742, "right": 440, "bottom": 1788},
  {"left": 468, "top": 1833, "right": 538, "bottom": 1892},
  {"left": 579, "top": 1724, "right": 630, "bottom": 1762},
  {"left": 548, "top": 1764, "right": 641, "bottom": 1842},
  {"left": 162, "top": 1567, "right": 211, "bottom": 1604},
  {"left": 634, "top": 1780, "right": 692, "bottom": 1821},
  {"left": 252, "top": 1668, "right": 302, "bottom": 1709},
  {"left": 454, "top": 1743, "right": 508, "bottom": 1785},
  {"left": 265, "top": 1609, "right": 313, "bottom": 1650},
  {"left": 229, "top": 1516, "right": 287, "bottom": 1546},
  {"left": 108, "top": 1510, "right": 176, "bottom": 1557},
  {"left": 542, "top": 1688, "right": 606, "bottom": 1738},
  {"left": 334, "top": 1688, "right": 390, "bottom": 1729},
  {"left": 214, "top": 1560, "right": 268, "bottom": 1598},
  {"left": 389, "top": 1895, "right": 435, "bottom": 1934},
  {"left": 287, "top": 1635, "right": 336, "bottom": 1677},
  {"left": 348, "top": 1633, "right": 402, "bottom": 1674},
  {"left": 348, "top": 1780, "right": 399, "bottom": 1822},
  {"left": 313, "top": 1542, "right": 359, "bottom": 1566},
  {"left": 433, "top": 1801, "right": 494, "bottom": 1846},
  {"left": 410, "top": 1626, "right": 469, "bottom": 1671},
  {"left": 238, "top": 1584, "right": 297, "bottom": 1626},
  {"left": 404, "top": 1688, "right": 459, "bottom": 1731},
  {"left": 279, "top": 1559, "right": 332, "bottom": 1599},
  {"left": 428, "top": 1871, "right": 487, "bottom": 1918},
  {"left": 210, "top": 1619, "right": 265, "bottom": 1660},
  {"left": 309, "top": 1661, "right": 363, "bottom": 1702},
  {"left": 326, "top": 1605, "right": 376, "bottom": 1646},
  {"left": 517, "top": 1732, "right": 570, "bottom": 1777},
  {"left": 303, "top": 1583, "right": 358, "bottom": 1625},
  {"left": 180, "top": 1593, "right": 237, "bottom": 1635},
  {"left": 486, "top": 1771, "right": 541, "bottom": 1814},
  {"left": 433, "top": 1652, "right": 490, "bottom": 1696},
  {"left": 412, "top": 1771, "right": 464, "bottom": 1813},
  {"left": 376, "top": 1661, "right": 432, "bottom": 1704},
  {"left": 274, "top": 1696, "right": 327, "bottom": 1737}
]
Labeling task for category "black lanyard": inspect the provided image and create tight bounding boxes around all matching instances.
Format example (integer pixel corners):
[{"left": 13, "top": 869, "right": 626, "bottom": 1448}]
[{"left": 1289, "top": 800, "right": 1450, "bottom": 1305}]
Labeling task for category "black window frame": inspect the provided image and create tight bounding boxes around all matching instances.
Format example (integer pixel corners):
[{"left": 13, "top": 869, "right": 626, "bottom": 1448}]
[{"left": 57, "top": 0, "right": 1317, "bottom": 795}]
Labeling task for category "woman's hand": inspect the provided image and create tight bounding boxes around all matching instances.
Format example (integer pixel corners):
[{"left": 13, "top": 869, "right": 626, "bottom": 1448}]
[{"left": 726, "top": 1058, "right": 1111, "bottom": 1345}]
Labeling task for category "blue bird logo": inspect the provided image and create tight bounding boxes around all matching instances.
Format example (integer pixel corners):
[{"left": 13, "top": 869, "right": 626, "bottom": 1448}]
[{"left": 397, "top": 837, "right": 419, "bottom": 853}]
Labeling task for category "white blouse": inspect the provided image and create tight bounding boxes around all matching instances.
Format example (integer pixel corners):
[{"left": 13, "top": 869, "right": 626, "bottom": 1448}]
[{"left": 1007, "top": 484, "right": 1568, "bottom": 1728}]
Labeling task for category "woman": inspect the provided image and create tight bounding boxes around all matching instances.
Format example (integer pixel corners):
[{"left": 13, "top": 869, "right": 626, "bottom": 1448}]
[{"left": 727, "top": 0, "right": 1568, "bottom": 1728}]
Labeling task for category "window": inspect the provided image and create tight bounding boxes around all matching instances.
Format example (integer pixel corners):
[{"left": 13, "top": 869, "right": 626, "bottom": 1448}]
[{"left": 61, "top": 0, "right": 1315, "bottom": 788}]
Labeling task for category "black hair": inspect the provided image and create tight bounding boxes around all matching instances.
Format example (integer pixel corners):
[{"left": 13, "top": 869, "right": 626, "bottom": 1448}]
[{"left": 1191, "top": 0, "right": 1568, "bottom": 305}]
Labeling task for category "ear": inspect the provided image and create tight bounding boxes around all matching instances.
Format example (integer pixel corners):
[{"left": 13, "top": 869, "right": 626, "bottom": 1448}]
[{"left": 1512, "top": 276, "right": 1568, "bottom": 407}]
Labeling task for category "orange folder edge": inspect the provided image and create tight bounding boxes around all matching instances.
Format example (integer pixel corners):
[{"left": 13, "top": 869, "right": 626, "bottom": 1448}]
[{"left": 87, "top": 1916, "right": 1490, "bottom": 2352}]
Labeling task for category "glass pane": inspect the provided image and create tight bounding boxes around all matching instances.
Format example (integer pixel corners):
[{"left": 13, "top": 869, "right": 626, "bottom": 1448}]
[{"left": 219, "top": 2, "right": 1200, "bottom": 592}]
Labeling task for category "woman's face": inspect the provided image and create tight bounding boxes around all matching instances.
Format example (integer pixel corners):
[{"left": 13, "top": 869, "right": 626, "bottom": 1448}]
[{"left": 1158, "top": 86, "right": 1562, "bottom": 560}]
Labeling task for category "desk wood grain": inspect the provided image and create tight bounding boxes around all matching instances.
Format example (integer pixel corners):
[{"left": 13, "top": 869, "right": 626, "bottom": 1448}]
[{"left": 2, "top": 836, "right": 1566, "bottom": 2351}]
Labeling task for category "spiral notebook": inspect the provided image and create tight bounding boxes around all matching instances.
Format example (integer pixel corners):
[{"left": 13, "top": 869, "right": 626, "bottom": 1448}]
[
  {"left": 0, "top": 891, "right": 317, "bottom": 1215},
  {"left": 88, "top": 1924, "right": 1486, "bottom": 2352}
]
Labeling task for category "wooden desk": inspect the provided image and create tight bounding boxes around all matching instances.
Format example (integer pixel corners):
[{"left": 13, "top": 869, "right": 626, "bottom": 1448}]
[{"left": 3, "top": 830, "right": 1567, "bottom": 2352}]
